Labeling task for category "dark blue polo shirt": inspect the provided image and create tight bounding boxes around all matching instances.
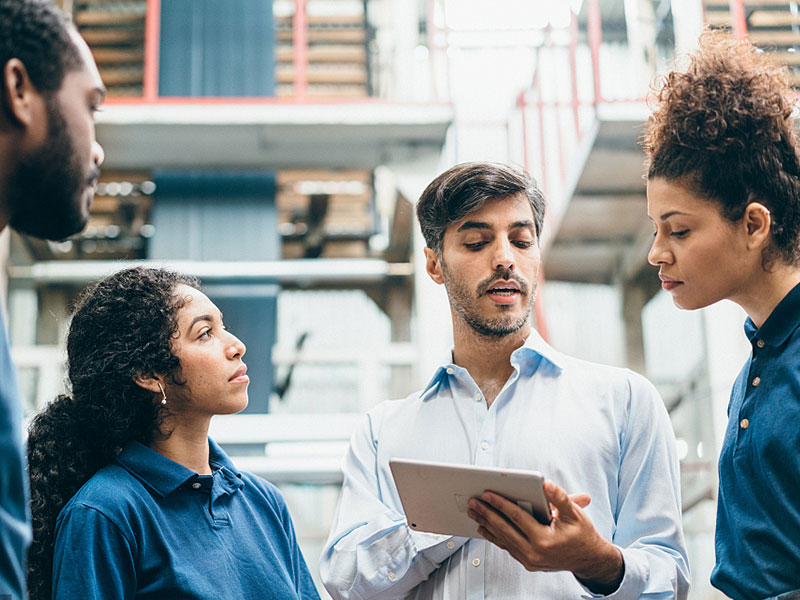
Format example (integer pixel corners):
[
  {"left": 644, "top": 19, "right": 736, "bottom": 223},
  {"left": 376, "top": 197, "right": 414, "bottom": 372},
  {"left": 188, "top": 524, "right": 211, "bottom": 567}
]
[
  {"left": 0, "top": 315, "right": 30, "bottom": 600},
  {"left": 52, "top": 439, "right": 320, "bottom": 600},
  {"left": 711, "top": 282, "right": 800, "bottom": 599}
]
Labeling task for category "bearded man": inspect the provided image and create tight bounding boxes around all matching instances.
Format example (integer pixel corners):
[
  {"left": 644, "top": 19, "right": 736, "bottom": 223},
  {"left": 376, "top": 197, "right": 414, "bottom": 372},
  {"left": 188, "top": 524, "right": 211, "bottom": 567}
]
[
  {"left": 0, "top": 1, "right": 104, "bottom": 597},
  {"left": 321, "top": 162, "right": 689, "bottom": 599}
]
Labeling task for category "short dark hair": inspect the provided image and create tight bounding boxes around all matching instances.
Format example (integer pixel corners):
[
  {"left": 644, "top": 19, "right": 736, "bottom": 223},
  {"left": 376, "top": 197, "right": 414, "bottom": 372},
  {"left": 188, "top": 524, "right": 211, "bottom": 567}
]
[
  {"left": 0, "top": 0, "right": 82, "bottom": 96},
  {"left": 642, "top": 30, "right": 800, "bottom": 267},
  {"left": 416, "top": 162, "right": 546, "bottom": 255}
]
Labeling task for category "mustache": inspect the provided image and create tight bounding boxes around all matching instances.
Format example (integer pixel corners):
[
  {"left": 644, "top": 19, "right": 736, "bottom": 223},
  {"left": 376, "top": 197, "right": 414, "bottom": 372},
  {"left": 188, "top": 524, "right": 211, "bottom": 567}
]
[{"left": 477, "top": 268, "right": 529, "bottom": 296}]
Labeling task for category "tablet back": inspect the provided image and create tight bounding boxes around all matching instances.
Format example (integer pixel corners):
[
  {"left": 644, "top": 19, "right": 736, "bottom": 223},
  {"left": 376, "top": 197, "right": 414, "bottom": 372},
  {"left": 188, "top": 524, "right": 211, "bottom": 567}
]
[{"left": 389, "top": 458, "right": 550, "bottom": 539}]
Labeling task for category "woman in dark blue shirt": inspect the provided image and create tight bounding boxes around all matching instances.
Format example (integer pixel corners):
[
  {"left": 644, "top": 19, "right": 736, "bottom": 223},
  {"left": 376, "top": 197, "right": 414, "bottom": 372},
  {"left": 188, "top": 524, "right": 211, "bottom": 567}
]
[
  {"left": 642, "top": 32, "right": 800, "bottom": 600},
  {"left": 26, "top": 267, "right": 320, "bottom": 600}
]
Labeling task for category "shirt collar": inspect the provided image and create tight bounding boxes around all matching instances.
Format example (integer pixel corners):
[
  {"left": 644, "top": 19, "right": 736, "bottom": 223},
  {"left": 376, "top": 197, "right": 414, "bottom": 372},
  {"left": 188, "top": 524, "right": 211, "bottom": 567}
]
[
  {"left": 115, "top": 438, "right": 242, "bottom": 498},
  {"left": 744, "top": 281, "right": 800, "bottom": 347},
  {"left": 419, "top": 329, "right": 565, "bottom": 401}
]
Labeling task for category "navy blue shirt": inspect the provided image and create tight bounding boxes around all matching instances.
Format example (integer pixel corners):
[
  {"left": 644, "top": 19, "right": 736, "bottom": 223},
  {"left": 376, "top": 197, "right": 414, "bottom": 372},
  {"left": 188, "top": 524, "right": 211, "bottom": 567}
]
[
  {"left": 0, "top": 314, "right": 30, "bottom": 599},
  {"left": 711, "top": 282, "right": 800, "bottom": 599},
  {"left": 52, "top": 439, "right": 320, "bottom": 600}
]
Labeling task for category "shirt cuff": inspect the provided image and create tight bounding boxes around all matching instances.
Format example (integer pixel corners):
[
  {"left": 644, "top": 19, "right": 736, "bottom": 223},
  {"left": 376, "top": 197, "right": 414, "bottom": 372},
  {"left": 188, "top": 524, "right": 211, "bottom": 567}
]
[
  {"left": 410, "top": 530, "right": 469, "bottom": 564},
  {"left": 578, "top": 546, "right": 648, "bottom": 600}
]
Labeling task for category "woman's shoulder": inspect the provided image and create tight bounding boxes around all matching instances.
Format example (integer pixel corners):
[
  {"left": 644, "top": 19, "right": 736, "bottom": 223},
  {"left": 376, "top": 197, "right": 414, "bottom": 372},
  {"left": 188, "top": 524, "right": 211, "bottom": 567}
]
[{"left": 59, "top": 462, "right": 143, "bottom": 521}]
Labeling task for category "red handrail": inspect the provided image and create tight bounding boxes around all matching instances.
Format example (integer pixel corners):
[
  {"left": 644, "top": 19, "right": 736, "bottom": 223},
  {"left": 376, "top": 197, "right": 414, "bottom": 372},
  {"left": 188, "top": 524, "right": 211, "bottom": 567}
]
[
  {"left": 293, "top": 0, "right": 308, "bottom": 100},
  {"left": 143, "top": 0, "right": 160, "bottom": 100},
  {"left": 729, "top": 0, "right": 748, "bottom": 40}
]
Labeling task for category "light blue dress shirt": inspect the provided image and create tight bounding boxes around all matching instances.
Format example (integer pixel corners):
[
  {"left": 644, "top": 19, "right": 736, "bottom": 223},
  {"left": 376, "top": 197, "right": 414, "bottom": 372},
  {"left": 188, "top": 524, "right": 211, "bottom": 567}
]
[{"left": 320, "top": 330, "right": 689, "bottom": 600}]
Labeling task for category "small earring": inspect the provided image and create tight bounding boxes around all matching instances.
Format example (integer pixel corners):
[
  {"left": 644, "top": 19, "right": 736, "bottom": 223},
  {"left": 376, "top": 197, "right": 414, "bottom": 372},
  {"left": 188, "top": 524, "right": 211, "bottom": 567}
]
[{"left": 158, "top": 382, "right": 167, "bottom": 405}]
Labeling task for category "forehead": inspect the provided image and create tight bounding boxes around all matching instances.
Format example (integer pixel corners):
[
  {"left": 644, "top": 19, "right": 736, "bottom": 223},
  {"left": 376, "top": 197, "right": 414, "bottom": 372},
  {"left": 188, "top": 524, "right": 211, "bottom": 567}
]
[
  {"left": 646, "top": 178, "right": 720, "bottom": 217},
  {"left": 175, "top": 286, "right": 218, "bottom": 319},
  {"left": 60, "top": 29, "right": 103, "bottom": 92},
  {"left": 450, "top": 194, "right": 535, "bottom": 230}
]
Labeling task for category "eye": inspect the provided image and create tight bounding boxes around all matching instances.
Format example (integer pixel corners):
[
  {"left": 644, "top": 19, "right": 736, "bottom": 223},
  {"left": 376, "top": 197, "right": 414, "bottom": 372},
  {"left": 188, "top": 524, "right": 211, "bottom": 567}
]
[
  {"left": 512, "top": 240, "right": 533, "bottom": 248},
  {"left": 670, "top": 230, "right": 689, "bottom": 238},
  {"left": 464, "top": 242, "right": 487, "bottom": 250},
  {"left": 198, "top": 328, "right": 212, "bottom": 340}
]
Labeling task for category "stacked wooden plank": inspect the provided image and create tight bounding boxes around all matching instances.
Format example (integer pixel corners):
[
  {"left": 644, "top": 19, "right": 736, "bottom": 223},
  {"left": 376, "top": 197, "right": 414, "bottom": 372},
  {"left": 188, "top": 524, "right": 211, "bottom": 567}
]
[
  {"left": 277, "top": 170, "right": 375, "bottom": 259},
  {"left": 704, "top": 0, "right": 800, "bottom": 85},
  {"left": 275, "top": 10, "right": 370, "bottom": 98},
  {"left": 74, "top": 0, "right": 147, "bottom": 97}
]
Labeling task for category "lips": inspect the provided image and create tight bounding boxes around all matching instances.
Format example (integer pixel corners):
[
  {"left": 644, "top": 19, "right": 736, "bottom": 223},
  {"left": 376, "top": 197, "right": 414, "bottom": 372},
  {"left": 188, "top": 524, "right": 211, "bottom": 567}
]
[
  {"left": 229, "top": 364, "right": 248, "bottom": 382},
  {"left": 659, "top": 273, "right": 683, "bottom": 291}
]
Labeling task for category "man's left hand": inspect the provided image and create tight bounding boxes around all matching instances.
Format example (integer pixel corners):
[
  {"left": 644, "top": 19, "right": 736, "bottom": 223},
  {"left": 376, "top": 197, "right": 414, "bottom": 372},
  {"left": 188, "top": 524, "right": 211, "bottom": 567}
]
[{"left": 466, "top": 480, "right": 624, "bottom": 595}]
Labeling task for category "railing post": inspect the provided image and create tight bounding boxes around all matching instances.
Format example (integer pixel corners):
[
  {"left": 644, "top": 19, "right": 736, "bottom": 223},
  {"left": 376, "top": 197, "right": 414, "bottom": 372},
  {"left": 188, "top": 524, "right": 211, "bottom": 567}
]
[
  {"left": 729, "top": 0, "right": 748, "bottom": 40},
  {"left": 293, "top": 0, "right": 308, "bottom": 100},
  {"left": 143, "top": 0, "right": 161, "bottom": 101},
  {"left": 569, "top": 8, "right": 581, "bottom": 141},
  {"left": 587, "top": 0, "right": 602, "bottom": 106}
]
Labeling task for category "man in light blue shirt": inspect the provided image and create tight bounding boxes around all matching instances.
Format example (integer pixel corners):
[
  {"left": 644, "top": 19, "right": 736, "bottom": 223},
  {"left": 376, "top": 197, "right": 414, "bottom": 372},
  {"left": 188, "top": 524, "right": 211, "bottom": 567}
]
[{"left": 320, "top": 162, "right": 689, "bottom": 599}]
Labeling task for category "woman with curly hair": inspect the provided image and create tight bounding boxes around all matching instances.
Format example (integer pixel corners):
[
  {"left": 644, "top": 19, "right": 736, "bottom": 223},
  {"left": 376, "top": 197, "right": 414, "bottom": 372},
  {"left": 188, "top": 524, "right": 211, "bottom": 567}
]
[
  {"left": 26, "top": 267, "right": 320, "bottom": 600},
  {"left": 643, "top": 31, "right": 800, "bottom": 600}
]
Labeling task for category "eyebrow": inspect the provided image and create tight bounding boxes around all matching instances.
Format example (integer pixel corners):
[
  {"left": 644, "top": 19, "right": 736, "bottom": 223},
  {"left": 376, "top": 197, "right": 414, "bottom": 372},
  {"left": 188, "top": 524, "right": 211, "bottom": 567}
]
[
  {"left": 187, "top": 314, "right": 214, "bottom": 334},
  {"left": 457, "top": 220, "right": 535, "bottom": 232},
  {"left": 655, "top": 210, "right": 691, "bottom": 222}
]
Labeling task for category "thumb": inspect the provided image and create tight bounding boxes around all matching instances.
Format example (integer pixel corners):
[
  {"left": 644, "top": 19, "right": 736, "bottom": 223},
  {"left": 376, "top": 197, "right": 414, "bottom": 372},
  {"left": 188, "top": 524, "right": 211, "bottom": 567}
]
[
  {"left": 545, "top": 481, "right": 580, "bottom": 522},
  {"left": 569, "top": 493, "right": 591, "bottom": 509}
]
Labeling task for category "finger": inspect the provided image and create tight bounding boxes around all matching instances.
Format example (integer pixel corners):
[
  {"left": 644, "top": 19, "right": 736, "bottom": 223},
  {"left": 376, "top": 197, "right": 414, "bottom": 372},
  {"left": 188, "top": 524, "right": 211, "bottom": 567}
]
[
  {"left": 568, "top": 493, "right": 591, "bottom": 509},
  {"left": 468, "top": 496, "right": 531, "bottom": 550},
  {"left": 481, "top": 491, "right": 547, "bottom": 538},
  {"left": 476, "top": 525, "right": 508, "bottom": 552},
  {"left": 544, "top": 481, "right": 580, "bottom": 522}
]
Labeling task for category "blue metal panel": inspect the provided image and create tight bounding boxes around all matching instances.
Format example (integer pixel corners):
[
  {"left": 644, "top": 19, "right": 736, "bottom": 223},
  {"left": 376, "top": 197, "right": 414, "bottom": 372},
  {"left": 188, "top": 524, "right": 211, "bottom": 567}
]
[
  {"left": 149, "top": 172, "right": 279, "bottom": 413},
  {"left": 159, "top": 0, "right": 275, "bottom": 97}
]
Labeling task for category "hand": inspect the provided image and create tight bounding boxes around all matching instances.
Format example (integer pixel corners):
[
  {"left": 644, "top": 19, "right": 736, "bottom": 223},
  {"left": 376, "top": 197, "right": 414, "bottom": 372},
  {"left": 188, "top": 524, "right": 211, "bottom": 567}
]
[{"left": 466, "top": 481, "right": 624, "bottom": 595}]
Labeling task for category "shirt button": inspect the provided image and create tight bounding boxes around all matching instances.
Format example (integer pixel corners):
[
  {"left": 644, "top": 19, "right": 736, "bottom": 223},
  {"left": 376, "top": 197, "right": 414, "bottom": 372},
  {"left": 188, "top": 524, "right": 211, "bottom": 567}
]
[
  {"left": 192, "top": 482, "right": 201, "bottom": 489},
  {"left": 446, "top": 367, "right": 454, "bottom": 375},
  {"left": 387, "top": 572, "right": 396, "bottom": 581},
  {"left": 740, "top": 418, "right": 749, "bottom": 430},
  {"left": 752, "top": 376, "right": 761, "bottom": 387},
  {"left": 480, "top": 441, "right": 489, "bottom": 451},
  {"left": 472, "top": 558, "right": 481, "bottom": 567},
  {"left": 756, "top": 339, "right": 765, "bottom": 348},
  {"left": 474, "top": 392, "right": 482, "bottom": 402},
  {"left": 447, "top": 541, "right": 455, "bottom": 549}
]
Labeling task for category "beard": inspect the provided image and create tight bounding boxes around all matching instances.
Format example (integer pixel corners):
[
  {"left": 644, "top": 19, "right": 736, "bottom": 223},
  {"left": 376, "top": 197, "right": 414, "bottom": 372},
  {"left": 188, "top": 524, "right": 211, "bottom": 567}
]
[
  {"left": 442, "top": 262, "right": 535, "bottom": 338},
  {"left": 6, "top": 96, "right": 96, "bottom": 241}
]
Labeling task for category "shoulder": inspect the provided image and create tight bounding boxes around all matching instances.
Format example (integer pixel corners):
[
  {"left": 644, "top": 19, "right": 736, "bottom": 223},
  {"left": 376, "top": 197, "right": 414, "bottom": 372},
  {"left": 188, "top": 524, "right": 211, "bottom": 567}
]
[
  {"left": 60, "top": 463, "right": 145, "bottom": 524},
  {"left": 239, "top": 471, "right": 286, "bottom": 506}
]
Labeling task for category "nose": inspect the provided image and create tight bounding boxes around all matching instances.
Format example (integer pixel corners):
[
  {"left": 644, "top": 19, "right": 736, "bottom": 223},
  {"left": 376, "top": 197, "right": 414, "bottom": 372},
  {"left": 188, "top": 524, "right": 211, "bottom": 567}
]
[
  {"left": 227, "top": 332, "right": 246, "bottom": 359},
  {"left": 647, "top": 233, "right": 672, "bottom": 266},
  {"left": 492, "top": 238, "right": 515, "bottom": 272},
  {"left": 92, "top": 140, "right": 104, "bottom": 168}
]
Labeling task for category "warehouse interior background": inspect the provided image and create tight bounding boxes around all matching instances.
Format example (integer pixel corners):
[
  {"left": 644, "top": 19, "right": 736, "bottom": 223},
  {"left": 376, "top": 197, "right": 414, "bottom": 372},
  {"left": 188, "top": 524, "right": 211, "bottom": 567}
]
[{"left": 1, "top": 0, "right": 791, "bottom": 597}]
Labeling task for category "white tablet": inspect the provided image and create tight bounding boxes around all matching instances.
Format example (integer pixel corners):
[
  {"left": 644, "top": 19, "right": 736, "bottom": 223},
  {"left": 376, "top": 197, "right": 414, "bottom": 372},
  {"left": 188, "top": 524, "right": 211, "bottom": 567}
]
[{"left": 389, "top": 458, "right": 551, "bottom": 539}]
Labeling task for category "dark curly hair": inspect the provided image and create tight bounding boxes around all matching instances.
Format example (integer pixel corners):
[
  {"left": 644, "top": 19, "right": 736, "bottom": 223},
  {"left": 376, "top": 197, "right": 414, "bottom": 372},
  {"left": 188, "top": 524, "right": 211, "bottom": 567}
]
[
  {"left": 0, "top": 0, "right": 82, "bottom": 106},
  {"left": 642, "top": 29, "right": 800, "bottom": 267},
  {"left": 416, "top": 162, "right": 546, "bottom": 255},
  {"left": 26, "top": 267, "right": 199, "bottom": 600}
]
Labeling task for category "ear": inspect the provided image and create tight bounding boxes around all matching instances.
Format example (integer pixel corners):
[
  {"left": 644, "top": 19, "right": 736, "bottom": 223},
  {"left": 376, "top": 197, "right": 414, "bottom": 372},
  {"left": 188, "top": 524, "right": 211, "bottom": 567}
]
[
  {"left": 2, "top": 58, "right": 42, "bottom": 128},
  {"left": 742, "top": 202, "right": 772, "bottom": 251},
  {"left": 424, "top": 247, "right": 444, "bottom": 285},
  {"left": 132, "top": 373, "right": 164, "bottom": 395}
]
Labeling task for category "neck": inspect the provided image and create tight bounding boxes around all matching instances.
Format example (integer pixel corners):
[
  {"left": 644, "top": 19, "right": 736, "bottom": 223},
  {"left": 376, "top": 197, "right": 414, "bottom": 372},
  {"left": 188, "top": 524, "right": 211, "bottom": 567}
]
[
  {"left": 451, "top": 317, "right": 530, "bottom": 405},
  {"left": 735, "top": 263, "right": 800, "bottom": 328},
  {"left": 149, "top": 415, "right": 213, "bottom": 475}
]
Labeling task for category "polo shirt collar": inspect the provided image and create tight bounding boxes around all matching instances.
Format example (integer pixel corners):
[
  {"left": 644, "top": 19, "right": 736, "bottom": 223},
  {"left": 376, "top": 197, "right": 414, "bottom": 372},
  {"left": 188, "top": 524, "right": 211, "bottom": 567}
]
[
  {"left": 419, "top": 328, "right": 564, "bottom": 401},
  {"left": 115, "top": 438, "right": 242, "bottom": 498},
  {"left": 744, "top": 281, "right": 800, "bottom": 347}
]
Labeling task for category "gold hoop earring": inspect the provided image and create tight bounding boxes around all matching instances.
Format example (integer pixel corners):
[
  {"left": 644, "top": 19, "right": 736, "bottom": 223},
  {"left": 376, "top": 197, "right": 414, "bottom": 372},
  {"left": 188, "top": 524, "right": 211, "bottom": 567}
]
[{"left": 158, "top": 382, "right": 167, "bottom": 406}]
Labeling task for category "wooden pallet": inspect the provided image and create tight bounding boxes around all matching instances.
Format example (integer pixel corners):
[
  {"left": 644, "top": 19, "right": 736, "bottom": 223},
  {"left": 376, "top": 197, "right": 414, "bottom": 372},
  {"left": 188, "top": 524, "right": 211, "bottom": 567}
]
[{"left": 75, "top": 0, "right": 146, "bottom": 97}]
